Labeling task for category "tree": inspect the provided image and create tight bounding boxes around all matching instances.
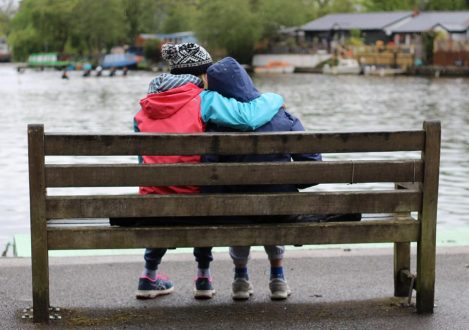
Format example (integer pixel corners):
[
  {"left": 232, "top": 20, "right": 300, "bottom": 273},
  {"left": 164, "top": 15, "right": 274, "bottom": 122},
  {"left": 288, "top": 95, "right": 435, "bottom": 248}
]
[
  {"left": 364, "top": 0, "right": 416, "bottom": 11},
  {"left": 364, "top": 0, "right": 469, "bottom": 10},
  {"left": 8, "top": 0, "right": 78, "bottom": 59},
  {"left": 161, "top": 0, "right": 199, "bottom": 33},
  {"left": 69, "top": 0, "right": 126, "bottom": 59},
  {"left": 0, "top": 0, "right": 16, "bottom": 36},
  {"left": 256, "top": 0, "right": 314, "bottom": 39},
  {"left": 195, "top": 0, "right": 262, "bottom": 63},
  {"left": 348, "top": 28, "right": 363, "bottom": 46},
  {"left": 122, "top": 0, "right": 166, "bottom": 44},
  {"left": 9, "top": 0, "right": 128, "bottom": 60},
  {"left": 421, "top": 30, "right": 435, "bottom": 64},
  {"left": 424, "top": 0, "right": 469, "bottom": 10},
  {"left": 7, "top": 26, "right": 41, "bottom": 60},
  {"left": 311, "top": 0, "right": 362, "bottom": 16}
]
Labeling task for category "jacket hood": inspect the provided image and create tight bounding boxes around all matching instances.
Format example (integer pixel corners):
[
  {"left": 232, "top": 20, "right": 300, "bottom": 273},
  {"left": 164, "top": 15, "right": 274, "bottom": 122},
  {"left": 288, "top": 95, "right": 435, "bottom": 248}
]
[
  {"left": 139, "top": 83, "right": 202, "bottom": 119},
  {"left": 207, "top": 57, "right": 260, "bottom": 102}
]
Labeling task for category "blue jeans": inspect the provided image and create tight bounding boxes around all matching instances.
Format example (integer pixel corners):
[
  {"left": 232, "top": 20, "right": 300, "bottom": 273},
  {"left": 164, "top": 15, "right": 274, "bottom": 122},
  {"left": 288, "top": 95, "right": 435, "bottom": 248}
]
[{"left": 144, "top": 247, "right": 213, "bottom": 270}]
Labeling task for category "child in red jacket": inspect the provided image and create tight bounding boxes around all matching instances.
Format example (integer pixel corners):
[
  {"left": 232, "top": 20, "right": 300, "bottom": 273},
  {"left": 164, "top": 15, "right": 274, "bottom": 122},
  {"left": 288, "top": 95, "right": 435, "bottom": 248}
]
[{"left": 134, "top": 43, "right": 284, "bottom": 300}]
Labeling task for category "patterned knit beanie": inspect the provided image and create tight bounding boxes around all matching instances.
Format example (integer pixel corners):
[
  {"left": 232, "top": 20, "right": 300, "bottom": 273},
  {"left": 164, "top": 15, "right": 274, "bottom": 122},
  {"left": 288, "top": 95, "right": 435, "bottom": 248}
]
[{"left": 161, "top": 43, "right": 212, "bottom": 75}]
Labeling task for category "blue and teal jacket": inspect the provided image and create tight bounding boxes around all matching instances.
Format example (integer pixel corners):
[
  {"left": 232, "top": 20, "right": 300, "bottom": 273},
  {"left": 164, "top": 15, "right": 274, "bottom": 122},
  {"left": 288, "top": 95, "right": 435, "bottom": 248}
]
[
  {"left": 134, "top": 73, "right": 284, "bottom": 195},
  {"left": 204, "top": 57, "right": 322, "bottom": 193}
]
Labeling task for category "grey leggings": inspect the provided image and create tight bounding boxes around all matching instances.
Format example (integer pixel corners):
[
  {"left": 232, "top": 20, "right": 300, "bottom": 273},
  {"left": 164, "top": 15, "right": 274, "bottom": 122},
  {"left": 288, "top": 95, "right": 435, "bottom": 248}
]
[{"left": 229, "top": 245, "right": 285, "bottom": 264}]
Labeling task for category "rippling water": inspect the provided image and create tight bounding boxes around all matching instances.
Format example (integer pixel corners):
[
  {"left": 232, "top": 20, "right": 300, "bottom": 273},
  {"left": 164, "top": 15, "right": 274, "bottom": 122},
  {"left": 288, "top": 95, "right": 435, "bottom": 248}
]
[{"left": 1, "top": 63, "right": 468, "bottom": 248}]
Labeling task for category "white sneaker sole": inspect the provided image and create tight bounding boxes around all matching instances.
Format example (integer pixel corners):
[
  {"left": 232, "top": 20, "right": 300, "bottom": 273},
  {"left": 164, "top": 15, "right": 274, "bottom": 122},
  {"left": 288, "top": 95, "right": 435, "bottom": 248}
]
[
  {"left": 232, "top": 289, "right": 254, "bottom": 300},
  {"left": 194, "top": 289, "right": 216, "bottom": 299},
  {"left": 135, "top": 286, "right": 174, "bottom": 299},
  {"left": 270, "top": 290, "right": 291, "bottom": 300}
]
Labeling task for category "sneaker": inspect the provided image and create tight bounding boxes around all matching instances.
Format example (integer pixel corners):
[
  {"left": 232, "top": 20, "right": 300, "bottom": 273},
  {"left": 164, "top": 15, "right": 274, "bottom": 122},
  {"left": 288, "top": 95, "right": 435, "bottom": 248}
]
[
  {"left": 232, "top": 278, "right": 254, "bottom": 300},
  {"left": 194, "top": 277, "right": 216, "bottom": 299},
  {"left": 269, "top": 278, "right": 291, "bottom": 300},
  {"left": 136, "top": 275, "right": 174, "bottom": 299}
]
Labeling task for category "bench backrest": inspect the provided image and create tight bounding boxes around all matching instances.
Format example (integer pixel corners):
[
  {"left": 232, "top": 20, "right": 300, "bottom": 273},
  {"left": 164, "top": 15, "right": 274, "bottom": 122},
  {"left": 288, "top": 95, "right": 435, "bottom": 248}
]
[{"left": 28, "top": 121, "right": 440, "bottom": 248}]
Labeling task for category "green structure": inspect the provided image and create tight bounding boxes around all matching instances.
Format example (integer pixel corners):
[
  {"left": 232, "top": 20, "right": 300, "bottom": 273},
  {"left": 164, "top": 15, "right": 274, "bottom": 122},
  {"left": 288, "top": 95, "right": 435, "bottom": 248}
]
[{"left": 27, "top": 53, "right": 70, "bottom": 68}]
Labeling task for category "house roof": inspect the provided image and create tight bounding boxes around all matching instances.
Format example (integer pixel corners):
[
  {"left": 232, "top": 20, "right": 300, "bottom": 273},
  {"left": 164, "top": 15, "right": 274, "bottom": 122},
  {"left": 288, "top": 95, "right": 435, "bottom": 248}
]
[
  {"left": 302, "top": 12, "right": 412, "bottom": 31},
  {"left": 392, "top": 12, "right": 469, "bottom": 33}
]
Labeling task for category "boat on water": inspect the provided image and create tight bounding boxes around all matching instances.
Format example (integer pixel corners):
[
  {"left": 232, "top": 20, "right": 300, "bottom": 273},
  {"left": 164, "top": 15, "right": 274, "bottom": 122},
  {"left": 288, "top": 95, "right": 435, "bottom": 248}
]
[
  {"left": 27, "top": 53, "right": 71, "bottom": 68},
  {"left": 254, "top": 61, "right": 295, "bottom": 74},
  {"left": 363, "top": 66, "right": 406, "bottom": 76},
  {"left": 322, "top": 58, "right": 361, "bottom": 75},
  {"left": 100, "top": 53, "right": 138, "bottom": 69}
]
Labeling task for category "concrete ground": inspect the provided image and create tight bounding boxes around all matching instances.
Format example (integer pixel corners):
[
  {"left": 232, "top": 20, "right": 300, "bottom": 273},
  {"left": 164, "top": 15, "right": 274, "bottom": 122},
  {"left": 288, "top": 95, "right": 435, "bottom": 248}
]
[{"left": 1, "top": 247, "right": 468, "bottom": 329}]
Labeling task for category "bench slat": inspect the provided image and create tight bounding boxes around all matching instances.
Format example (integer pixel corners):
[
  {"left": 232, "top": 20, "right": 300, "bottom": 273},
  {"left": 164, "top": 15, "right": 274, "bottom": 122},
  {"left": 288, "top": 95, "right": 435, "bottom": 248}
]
[
  {"left": 45, "top": 190, "right": 421, "bottom": 219},
  {"left": 47, "top": 219, "right": 419, "bottom": 249},
  {"left": 45, "top": 160, "right": 424, "bottom": 187},
  {"left": 44, "top": 131, "right": 425, "bottom": 156}
]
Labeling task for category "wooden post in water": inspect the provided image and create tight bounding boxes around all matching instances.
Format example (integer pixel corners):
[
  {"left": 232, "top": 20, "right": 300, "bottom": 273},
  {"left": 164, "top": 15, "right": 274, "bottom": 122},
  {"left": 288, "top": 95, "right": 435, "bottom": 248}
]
[
  {"left": 28, "top": 124, "right": 50, "bottom": 323},
  {"left": 416, "top": 121, "right": 440, "bottom": 313}
]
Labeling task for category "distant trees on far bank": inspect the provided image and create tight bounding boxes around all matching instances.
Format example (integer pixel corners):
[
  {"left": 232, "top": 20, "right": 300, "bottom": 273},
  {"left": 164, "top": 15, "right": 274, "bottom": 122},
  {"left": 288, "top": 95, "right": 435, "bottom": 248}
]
[
  {"left": 7, "top": 0, "right": 150, "bottom": 61},
  {"left": 0, "top": 0, "right": 15, "bottom": 37},
  {"left": 2, "top": 0, "right": 469, "bottom": 63},
  {"left": 365, "top": 0, "right": 469, "bottom": 11}
]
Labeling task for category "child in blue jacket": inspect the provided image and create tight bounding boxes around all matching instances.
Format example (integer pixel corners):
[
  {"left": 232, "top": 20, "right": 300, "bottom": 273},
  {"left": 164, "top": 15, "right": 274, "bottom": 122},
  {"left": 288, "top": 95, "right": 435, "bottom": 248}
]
[
  {"left": 204, "top": 57, "right": 322, "bottom": 300},
  {"left": 134, "top": 44, "right": 284, "bottom": 301}
]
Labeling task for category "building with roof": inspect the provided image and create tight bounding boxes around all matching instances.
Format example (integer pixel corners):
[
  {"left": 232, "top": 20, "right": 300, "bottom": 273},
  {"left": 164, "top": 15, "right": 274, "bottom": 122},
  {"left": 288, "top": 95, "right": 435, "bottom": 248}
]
[
  {"left": 301, "top": 11, "right": 469, "bottom": 49},
  {"left": 390, "top": 11, "right": 469, "bottom": 66},
  {"left": 301, "top": 12, "right": 414, "bottom": 48},
  {"left": 392, "top": 11, "right": 469, "bottom": 44}
]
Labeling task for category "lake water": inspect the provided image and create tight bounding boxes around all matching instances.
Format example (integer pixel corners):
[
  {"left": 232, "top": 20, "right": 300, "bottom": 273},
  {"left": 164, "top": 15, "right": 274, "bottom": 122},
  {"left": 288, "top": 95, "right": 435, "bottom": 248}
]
[{"left": 1, "top": 63, "right": 468, "bottom": 250}]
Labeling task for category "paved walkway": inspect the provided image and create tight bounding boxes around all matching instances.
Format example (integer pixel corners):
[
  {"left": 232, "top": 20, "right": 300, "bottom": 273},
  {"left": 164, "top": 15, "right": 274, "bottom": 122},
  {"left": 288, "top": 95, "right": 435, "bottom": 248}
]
[{"left": 1, "top": 247, "right": 468, "bottom": 329}]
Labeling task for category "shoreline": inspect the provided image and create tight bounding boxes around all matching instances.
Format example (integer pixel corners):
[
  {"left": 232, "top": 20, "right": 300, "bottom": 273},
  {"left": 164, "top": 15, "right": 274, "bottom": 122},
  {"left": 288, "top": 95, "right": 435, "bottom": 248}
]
[{"left": 3, "top": 62, "right": 469, "bottom": 78}]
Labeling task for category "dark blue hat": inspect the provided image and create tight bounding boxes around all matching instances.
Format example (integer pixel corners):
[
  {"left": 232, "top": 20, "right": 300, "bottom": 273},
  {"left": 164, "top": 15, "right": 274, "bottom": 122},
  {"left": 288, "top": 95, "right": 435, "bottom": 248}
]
[{"left": 207, "top": 57, "right": 260, "bottom": 102}]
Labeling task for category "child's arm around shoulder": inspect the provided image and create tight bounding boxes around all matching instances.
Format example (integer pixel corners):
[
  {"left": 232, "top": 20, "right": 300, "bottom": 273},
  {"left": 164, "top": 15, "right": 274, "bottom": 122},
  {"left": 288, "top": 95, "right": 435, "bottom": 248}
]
[{"left": 199, "top": 90, "right": 284, "bottom": 131}]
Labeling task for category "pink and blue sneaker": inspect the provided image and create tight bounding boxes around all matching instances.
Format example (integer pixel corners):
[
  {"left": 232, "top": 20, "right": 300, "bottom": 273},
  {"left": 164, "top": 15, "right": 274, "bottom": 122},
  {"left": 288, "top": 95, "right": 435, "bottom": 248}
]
[{"left": 136, "top": 274, "right": 174, "bottom": 299}]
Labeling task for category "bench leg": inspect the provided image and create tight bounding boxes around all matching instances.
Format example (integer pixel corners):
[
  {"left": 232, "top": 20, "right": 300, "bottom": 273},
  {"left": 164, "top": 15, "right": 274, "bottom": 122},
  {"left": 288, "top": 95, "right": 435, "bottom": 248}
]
[
  {"left": 31, "top": 246, "right": 50, "bottom": 322},
  {"left": 416, "top": 232, "right": 436, "bottom": 313},
  {"left": 393, "top": 242, "right": 411, "bottom": 297},
  {"left": 28, "top": 124, "right": 50, "bottom": 323},
  {"left": 415, "top": 121, "right": 440, "bottom": 314}
]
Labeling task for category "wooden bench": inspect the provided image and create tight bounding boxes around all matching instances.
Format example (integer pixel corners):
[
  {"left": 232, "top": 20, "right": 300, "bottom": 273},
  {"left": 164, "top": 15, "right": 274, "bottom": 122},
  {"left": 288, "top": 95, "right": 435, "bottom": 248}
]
[{"left": 28, "top": 121, "right": 440, "bottom": 323}]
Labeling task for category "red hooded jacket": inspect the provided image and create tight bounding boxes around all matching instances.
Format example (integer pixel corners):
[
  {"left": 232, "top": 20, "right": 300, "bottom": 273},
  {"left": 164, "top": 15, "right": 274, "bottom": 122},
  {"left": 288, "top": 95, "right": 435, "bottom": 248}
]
[{"left": 134, "top": 83, "right": 205, "bottom": 195}]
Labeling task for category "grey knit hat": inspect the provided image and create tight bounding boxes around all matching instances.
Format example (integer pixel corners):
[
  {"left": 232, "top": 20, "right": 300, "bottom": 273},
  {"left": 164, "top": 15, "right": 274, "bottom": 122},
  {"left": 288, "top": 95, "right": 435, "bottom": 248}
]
[{"left": 161, "top": 43, "right": 212, "bottom": 75}]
